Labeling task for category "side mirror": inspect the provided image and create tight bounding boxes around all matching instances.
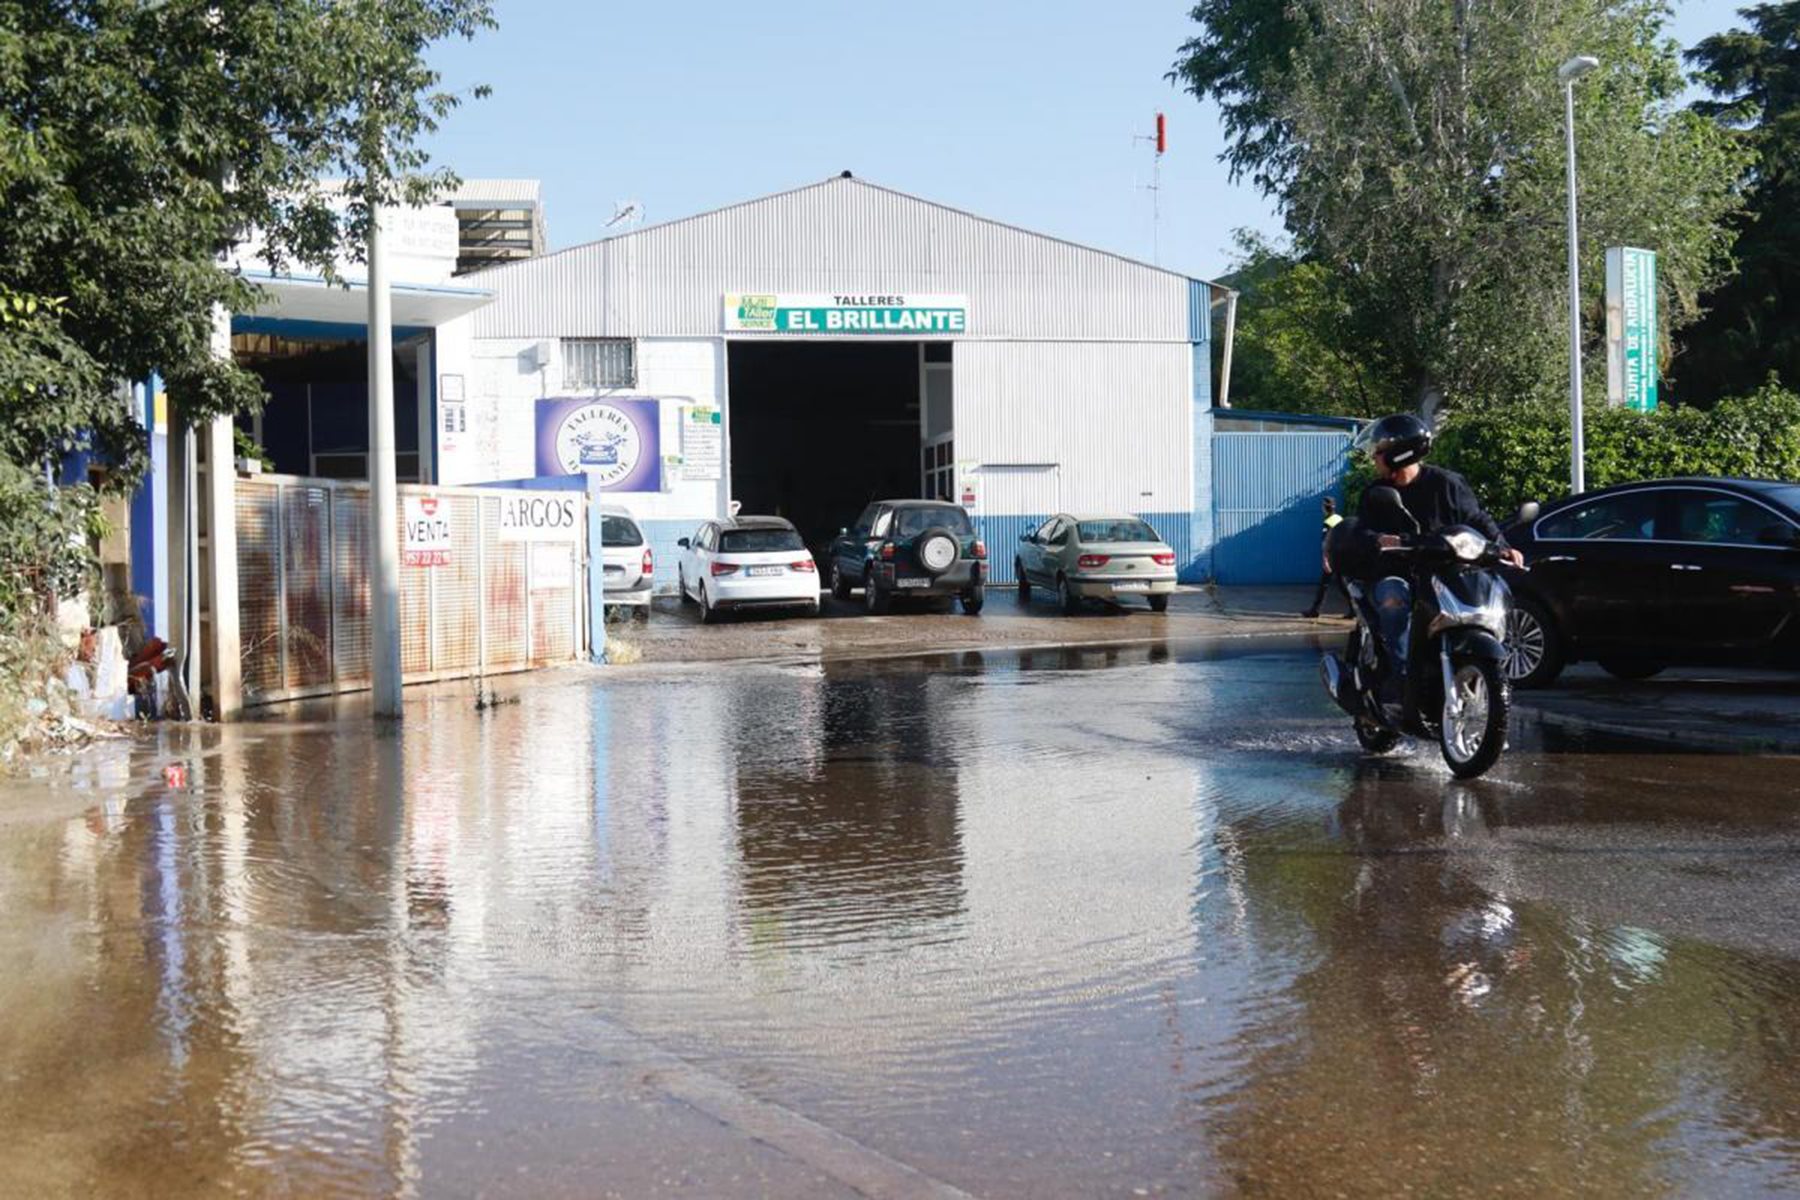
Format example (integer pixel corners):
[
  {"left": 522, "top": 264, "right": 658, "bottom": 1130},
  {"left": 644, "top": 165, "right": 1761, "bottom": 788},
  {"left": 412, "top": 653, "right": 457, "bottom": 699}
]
[
  {"left": 1514, "top": 501, "right": 1541, "bottom": 525},
  {"left": 677, "top": 537, "right": 690, "bottom": 549},
  {"left": 1364, "top": 485, "right": 1421, "bottom": 534}
]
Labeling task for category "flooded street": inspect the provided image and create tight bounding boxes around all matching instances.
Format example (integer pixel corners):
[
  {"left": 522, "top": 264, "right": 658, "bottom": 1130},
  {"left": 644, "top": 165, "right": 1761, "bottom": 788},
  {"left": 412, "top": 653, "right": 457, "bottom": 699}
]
[{"left": 5, "top": 641, "right": 1800, "bottom": 1198}]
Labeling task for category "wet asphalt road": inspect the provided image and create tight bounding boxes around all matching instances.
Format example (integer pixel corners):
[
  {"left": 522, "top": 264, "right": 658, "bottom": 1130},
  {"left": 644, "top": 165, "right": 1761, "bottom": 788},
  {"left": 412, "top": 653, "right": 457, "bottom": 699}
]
[{"left": 4, "top": 641, "right": 1800, "bottom": 1198}]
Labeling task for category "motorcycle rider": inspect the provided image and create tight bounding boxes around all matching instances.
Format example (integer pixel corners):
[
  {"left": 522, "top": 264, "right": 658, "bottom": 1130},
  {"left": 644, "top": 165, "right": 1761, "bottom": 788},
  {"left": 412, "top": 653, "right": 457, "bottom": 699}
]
[{"left": 1345, "top": 414, "right": 1524, "bottom": 698}]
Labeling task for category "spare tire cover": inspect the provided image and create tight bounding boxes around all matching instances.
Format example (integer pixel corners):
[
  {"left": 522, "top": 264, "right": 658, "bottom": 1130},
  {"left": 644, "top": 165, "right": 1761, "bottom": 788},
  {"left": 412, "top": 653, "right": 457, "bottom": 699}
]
[{"left": 917, "top": 529, "right": 959, "bottom": 575}]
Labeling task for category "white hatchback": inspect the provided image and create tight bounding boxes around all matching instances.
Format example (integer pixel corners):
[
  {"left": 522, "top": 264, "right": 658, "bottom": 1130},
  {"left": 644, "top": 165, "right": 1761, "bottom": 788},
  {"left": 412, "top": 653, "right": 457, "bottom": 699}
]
[
  {"left": 598, "top": 504, "right": 654, "bottom": 619},
  {"left": 677, "top": 517, "right": 822, "bottom": 623}
]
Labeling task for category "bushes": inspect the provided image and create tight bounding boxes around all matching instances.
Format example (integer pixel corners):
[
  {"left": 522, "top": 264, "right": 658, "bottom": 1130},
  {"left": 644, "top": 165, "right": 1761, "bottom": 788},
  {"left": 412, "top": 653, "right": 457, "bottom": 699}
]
[{"left": 1433, "top": 382, "right": 1800, "bottom": 514}]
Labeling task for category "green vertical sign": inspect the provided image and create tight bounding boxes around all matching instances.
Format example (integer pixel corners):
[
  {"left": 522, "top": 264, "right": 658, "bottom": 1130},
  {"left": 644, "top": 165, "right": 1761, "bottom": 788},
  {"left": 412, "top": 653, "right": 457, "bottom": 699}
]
[{"left": 1605, "top": 247, "right": 1659, "bottom": 412}]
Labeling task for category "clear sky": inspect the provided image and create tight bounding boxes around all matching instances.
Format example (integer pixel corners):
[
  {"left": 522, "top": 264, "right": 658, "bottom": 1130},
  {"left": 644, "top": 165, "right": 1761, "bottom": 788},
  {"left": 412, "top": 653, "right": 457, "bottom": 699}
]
[{"left": 425, "top": 1, "right": 1737, "bottom": 283}]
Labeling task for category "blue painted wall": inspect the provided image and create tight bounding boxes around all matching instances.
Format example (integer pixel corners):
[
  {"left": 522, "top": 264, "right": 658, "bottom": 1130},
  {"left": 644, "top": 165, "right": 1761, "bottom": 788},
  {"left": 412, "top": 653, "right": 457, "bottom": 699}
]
[{"left": 1211, "top": 430, "right": 1352, "bottom": 585}]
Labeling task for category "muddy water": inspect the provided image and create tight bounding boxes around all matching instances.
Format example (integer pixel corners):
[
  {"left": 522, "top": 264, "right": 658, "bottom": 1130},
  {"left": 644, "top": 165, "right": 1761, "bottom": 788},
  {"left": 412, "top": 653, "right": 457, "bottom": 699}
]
[{"left": 4, "top": 643, "right": 1800, "bottom": 1198}]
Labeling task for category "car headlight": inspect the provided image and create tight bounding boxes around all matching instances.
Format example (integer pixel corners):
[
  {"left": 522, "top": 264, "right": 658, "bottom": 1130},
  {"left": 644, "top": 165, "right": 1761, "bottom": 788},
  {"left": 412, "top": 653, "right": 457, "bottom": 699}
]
[{"left": 1444, "top": 529, "right": 1488, "bottom": 562}]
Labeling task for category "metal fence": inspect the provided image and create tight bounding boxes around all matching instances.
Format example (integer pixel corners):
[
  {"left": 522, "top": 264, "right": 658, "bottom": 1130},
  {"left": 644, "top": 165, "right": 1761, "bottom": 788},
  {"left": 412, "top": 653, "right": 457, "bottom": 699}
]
[
  {"left": 235, "top": 476, "right": 587, "bottom": 706},
  {"left": 1211, "top": 431, "right": 1353, "bottom": 585}
]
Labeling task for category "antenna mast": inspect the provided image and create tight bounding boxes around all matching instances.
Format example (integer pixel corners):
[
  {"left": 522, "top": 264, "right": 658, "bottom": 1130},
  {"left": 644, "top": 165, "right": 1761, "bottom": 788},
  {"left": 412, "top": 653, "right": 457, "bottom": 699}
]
[{"left": 1134, "top": 113, "right": 1167, "bottom": 264}]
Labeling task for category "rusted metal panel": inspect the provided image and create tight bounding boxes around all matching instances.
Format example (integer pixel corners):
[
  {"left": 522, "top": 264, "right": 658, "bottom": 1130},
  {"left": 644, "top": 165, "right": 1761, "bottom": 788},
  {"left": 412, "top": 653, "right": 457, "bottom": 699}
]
[
  {"left": 431, "top": 494, "right": 482, "bottom": 672},
  {"left": 482, "top": 499, "right": 528, "bottom": 668},
  {"left": 234, "top": 481, "right": 282, "bottom": 700},
  {"left": 332, "top": 488, "right": 372, "bottom": 686},
  {"left": 398, "top": 499, "right": 431, "bottom": 675},
  {"left": 281, "top": 485, "right": 335, "bottom": 690}
]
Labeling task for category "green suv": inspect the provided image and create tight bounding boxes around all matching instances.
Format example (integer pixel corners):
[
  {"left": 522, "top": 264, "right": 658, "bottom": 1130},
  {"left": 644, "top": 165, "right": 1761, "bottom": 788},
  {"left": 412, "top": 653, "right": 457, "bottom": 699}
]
[{"left": 828, "top": 500, "right": 988, "bottom": 614}]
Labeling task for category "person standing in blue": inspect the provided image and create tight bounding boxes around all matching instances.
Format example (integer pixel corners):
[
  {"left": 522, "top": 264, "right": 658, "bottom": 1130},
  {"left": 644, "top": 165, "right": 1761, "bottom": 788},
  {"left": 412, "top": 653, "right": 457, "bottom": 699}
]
[{"left": 1301, "top": 497, "right": 1354, "bottom": 619}]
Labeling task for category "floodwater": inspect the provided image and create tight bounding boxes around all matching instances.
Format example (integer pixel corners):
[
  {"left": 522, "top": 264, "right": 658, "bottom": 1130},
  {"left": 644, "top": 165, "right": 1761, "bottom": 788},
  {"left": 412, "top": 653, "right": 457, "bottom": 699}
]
[{"left": 4, "top": 641, "right": 1800, "bottom": 1198}]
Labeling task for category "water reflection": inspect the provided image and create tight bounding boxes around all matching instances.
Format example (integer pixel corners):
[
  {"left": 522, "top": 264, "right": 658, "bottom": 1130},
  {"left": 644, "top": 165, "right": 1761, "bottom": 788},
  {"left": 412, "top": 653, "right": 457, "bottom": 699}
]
[{"left": 2, "top": 649, "right": 1799, "bottom": 1196}]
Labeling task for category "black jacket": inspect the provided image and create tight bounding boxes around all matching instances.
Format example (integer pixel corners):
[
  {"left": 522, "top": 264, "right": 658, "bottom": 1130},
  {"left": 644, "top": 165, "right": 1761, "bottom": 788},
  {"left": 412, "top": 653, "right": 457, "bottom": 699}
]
[{"left": 1331, "top": 466, "right": 1506, "bottom": 580}]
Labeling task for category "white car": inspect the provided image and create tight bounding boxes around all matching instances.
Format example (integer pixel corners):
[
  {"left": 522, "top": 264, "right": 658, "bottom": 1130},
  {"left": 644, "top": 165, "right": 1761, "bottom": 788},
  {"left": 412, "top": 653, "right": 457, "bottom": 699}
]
[
  {"left": 598, "top": 504, "right": 653, "bottom": 619},
  {"left": 677, "top": 516, "right": 822, "bottom": 623}
]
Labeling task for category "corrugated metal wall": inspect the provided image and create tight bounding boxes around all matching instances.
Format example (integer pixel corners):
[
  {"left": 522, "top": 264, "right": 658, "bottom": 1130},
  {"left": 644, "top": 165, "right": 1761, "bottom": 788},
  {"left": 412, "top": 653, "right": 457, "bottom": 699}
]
[
  {"left": 466, "top": 178, "right": 1193, "bottom": 343},
  {"left": 1211, "top": 432, "right": 1352, "bottom": 585},
  {"left": 235, "top": 476, "right": 586, "bottom": 706},
  {"left": 956, "top": 341, "right": 1192, "bottom": 518}
]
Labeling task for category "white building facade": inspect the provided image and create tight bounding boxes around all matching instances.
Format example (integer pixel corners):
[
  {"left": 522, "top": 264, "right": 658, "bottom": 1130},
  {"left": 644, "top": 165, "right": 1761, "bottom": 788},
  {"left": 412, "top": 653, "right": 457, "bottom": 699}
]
[{"left": 433, "top": 175, "right": 1223, "bottom": 585}]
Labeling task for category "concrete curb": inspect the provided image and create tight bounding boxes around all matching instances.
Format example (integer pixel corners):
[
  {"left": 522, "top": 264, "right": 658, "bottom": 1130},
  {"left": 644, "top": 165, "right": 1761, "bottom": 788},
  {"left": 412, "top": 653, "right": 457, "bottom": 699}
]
[{"left": 1515, "top": 699, "right": 1800, "bottom": 756}]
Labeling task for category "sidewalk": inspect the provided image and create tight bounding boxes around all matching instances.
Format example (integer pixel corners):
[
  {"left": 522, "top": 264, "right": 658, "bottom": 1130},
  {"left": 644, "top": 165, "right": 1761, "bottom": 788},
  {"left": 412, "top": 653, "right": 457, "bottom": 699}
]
[{"left": 1515, "top": 665, "right": 1800, "bottom": 755}]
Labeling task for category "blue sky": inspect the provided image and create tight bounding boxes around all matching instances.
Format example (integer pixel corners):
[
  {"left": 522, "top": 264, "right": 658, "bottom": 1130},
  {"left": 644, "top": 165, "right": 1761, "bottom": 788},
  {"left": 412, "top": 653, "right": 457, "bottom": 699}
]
[{"left": 425, "top": 1, "right": 1737, "bottom": 283}]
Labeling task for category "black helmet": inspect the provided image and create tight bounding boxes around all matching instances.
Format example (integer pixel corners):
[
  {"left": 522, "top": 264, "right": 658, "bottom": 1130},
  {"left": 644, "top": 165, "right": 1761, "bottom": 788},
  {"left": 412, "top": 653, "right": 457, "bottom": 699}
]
[{"left": 1358, "top": 413, "right": 1432, "bottom": 469}]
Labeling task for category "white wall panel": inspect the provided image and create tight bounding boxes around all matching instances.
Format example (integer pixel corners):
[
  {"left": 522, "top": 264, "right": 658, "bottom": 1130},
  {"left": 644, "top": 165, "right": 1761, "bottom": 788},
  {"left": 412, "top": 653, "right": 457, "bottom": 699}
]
[
  {"left": 468, "top": 178, "right": 1195, "bottom": 343},
  {"left": 955, "top": 341, "right": 1191, "bottom": 517}
]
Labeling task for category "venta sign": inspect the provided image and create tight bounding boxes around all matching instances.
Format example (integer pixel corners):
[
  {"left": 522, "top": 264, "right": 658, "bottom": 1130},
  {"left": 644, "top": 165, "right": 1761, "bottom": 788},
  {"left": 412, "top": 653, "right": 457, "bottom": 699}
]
[
  {"left": 724, "top": 293, "right": 968, "bottom": 335},
  {"left": 403, "top": 495, "right": 452, "bottom": 567}
]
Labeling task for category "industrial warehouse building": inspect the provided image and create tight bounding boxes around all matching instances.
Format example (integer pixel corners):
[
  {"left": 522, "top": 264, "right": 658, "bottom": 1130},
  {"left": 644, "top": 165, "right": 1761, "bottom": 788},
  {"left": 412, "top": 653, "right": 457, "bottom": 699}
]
[
  {"left": 125, "top": 172, "right": 1352, "bottom": 718},
  {"left": 430, "top": 172, "right": 1241, "bottom": 585}
]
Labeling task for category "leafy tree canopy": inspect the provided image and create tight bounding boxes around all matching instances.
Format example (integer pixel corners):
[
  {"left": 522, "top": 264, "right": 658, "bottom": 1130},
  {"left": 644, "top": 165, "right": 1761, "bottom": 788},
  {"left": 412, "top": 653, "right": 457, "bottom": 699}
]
[
  {"left": 0, "top": 0, "right": 494, "bottom": 466},
  {"left": 1676, "top": 2, "right": 1800, "bottom": 404},
  {"left": 1177, "top": 0, "right": 1745, "bottom": 417}
]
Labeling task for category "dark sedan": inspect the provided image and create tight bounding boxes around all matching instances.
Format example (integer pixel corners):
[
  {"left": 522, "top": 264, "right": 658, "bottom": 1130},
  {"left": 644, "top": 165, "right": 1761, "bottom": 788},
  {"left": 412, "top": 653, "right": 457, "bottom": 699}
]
[{"left": 1501, "top": 477, "right": 1800, "bottom": 687}]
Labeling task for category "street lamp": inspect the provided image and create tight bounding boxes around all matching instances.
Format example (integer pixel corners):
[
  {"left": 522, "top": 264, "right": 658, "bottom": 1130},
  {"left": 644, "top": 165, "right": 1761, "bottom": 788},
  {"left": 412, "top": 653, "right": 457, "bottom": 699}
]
[{"left": 1559, "top": 53, "right": 1600, "bottom": 495}]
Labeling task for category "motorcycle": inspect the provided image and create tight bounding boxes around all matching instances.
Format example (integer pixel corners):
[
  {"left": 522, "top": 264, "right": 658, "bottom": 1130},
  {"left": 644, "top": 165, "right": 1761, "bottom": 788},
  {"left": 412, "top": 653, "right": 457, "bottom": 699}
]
[{"left": 1319, "top": 486, "right": 1514, "bottom": 779}]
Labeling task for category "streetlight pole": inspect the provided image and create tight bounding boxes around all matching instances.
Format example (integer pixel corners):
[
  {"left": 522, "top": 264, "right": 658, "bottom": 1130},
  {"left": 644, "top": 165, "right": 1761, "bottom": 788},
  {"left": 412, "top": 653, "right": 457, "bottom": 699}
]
[{"left": 1559, "top": 54, "right": 1600, "bottom": 496}]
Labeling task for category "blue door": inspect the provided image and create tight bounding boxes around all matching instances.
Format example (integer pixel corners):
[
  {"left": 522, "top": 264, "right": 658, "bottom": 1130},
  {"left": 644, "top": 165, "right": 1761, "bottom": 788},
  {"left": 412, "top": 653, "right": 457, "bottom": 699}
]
[{"left": 1212, "top": 431, "right": 1352, "bottom": 585}]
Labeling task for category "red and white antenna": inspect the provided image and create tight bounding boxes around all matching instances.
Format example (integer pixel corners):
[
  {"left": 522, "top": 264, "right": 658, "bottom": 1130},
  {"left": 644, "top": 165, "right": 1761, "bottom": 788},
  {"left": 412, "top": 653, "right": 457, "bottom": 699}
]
[{"left": 1135, "top": 112, "right": 1167, "bottom": 264}]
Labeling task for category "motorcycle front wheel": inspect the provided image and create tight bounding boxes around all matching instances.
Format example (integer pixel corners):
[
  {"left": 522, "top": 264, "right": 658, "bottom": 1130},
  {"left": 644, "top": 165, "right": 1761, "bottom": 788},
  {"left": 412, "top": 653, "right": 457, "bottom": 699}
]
[{"left": 1439, "top": 659, "right": 1509, "bottom": 779}]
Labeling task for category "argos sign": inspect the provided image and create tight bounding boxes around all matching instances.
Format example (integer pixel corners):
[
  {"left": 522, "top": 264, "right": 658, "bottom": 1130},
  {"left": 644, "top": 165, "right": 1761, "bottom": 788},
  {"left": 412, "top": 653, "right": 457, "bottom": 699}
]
[{"left": 497, "top": 492, "right": 580, "bottom": 543}]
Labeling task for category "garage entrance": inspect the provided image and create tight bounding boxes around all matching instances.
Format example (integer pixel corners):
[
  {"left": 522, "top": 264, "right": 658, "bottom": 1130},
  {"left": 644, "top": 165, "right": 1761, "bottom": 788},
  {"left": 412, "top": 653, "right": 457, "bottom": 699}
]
[{"left": 727, "top": 341, "right": 951, "bottom": 552}]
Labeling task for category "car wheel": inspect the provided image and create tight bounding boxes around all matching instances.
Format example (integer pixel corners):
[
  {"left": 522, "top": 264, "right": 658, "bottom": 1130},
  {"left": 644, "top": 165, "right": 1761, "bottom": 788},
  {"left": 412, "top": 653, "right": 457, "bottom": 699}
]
[
  {"left": 1598, "top": 658, "right": 1664, "bottom": 681},
  {"left": 864, "top": 570, "right": 890, "bottom": 615},
  {"left": 634, "top": 604, "right": 650, "bottom": 623},
  {"left": 698, "top": 582, "right": 720, "bottom": 625},
  {"left": 805, "top": 600, "right": 822, "bottom": 619},
  {"left": 1057, "top": 574, "right": 1080, "bottom": 616},
  {"left": 915, "top": 528, "right": 959, "bottom": 576},
  {"left": 1015, "top": 561, "right": 1030, "bottom": 603},
  {"left": 1148, "top": 594, "right": 1169, "bottom": 614},
  {"left": 1504, "top": 595, "right": 1564, "bottom": 689},
  {"left": 961, "top": 584, "right": 985, "bottom": 615},
  {"left": 830, "top": 562, "right": 851, "bottom": 602}
]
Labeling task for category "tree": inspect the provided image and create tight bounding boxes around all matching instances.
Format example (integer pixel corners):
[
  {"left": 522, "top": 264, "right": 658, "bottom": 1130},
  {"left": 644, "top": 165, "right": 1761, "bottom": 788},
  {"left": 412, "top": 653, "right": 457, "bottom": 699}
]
[
  {"left": 1676, "top": 3, "right": 1800, "bottom": 404},
  {"left": 0, "top": 0, "right": 492, "bottom": 640},
  {"left": 0, "top": 0, "right": 494, "bottom": 449},
  {"left": 1175, "top": 0, "right": 1745, "bottom": 417},
  {"left": 1216, "top": 234, "right": 1387, "bottom": 417}
]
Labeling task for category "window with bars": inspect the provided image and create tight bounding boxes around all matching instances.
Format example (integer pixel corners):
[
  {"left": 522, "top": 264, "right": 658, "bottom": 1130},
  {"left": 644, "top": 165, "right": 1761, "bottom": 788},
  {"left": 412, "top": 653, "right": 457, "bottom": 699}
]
[{"left": 562, "top": 339, "right": 636, "bottom": 390}]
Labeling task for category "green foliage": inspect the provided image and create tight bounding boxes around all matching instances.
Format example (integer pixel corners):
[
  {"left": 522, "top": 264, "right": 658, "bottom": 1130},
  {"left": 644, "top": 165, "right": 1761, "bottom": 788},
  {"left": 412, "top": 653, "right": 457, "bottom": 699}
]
[
  {"left": 1218, "top": 234, "right": 1385, "bottom": 417},
  {"left": 1676, "top": 3, "right": 1800, "bottom": 404},
  {"left": 0, "top": 456, "right": 93, "bottom": 621},
  {"left": 1432, "top": 382, "right": 1800, "bottom": 513},
  {"left": 1177, "top": 0, "right": 1746, "bottom": 415}
]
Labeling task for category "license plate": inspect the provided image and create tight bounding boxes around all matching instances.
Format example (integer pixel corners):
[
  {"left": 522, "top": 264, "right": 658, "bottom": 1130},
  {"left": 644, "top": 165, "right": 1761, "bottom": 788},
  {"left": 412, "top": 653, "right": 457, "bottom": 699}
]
[
  {"left": 1113, "top": 580, "right": 1151, "bottom": 592},
  {"left": 747, "top": 565, "right": 782, "bottom": 576},
  {"left": 896, "top": 577, "right": 932, "bottom": 588}
]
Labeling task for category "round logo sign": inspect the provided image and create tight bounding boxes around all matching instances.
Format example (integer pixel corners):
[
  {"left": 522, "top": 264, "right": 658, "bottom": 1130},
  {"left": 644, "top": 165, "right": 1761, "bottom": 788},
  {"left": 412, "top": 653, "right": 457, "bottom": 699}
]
[{"left": 553, "top": 403, "right": 642, "bottom": 485}]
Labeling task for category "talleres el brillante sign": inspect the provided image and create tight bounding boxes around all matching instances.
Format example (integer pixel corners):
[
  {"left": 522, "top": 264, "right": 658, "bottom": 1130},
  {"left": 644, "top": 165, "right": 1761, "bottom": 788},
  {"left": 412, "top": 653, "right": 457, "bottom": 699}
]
[{"left": 724, "top": 293, "right": 968, "bottom": 334}]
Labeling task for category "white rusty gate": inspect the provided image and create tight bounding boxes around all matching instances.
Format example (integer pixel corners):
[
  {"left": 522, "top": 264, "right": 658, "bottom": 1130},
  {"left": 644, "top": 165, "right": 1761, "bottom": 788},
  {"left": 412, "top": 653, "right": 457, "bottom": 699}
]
[{"left": 234, "top": 476, "right": 587, "bottom": 706}]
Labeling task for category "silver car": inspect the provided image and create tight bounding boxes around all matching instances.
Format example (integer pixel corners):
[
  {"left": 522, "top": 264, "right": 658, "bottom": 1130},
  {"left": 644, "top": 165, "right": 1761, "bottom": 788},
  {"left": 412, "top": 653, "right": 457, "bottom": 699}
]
[{"left": 1014, "top": 514, "right": 1178, "bottom": 613}]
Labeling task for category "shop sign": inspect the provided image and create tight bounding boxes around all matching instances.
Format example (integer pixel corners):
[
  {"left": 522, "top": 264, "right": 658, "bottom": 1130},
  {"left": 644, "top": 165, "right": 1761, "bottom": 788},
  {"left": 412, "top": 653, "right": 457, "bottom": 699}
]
[
  {"left": 535, "top": 397, "right": 662, "bottom": 490},
  {"left": 497, "top": 492, "right": 580, "bottom": 542},
  {"left": 1605, "top": 247, "right": 1659, "bottom": 412},
  {"left": 723, "top": 293, "right": 968, "bottom": 335},
  {"left": 403, "top": 495, "right": 452, "bottom": 567},
  {"left": 681, "top": 405, "right": 723, "bottom": 481}
]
